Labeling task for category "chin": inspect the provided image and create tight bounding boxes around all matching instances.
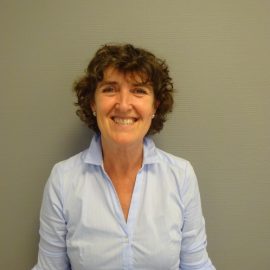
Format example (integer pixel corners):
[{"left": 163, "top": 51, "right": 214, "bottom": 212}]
[{"left": 111, "top": 134, "right": 144, "bottom": 147}]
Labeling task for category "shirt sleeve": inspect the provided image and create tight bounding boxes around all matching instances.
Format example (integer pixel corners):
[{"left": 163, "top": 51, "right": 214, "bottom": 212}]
[
  {"left": 32, "top": 165, "right": 71, "bottom": 270},
  {"left": 179, "top": 162, "right": 216, "bottom": 270}
]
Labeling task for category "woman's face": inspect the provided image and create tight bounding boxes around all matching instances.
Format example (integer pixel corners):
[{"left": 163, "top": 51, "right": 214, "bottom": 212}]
[{"left": 91, "top": 67, "right": 157, "bottom": 148}]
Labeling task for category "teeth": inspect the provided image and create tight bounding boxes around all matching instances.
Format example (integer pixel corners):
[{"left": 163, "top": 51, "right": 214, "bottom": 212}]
[{"left": 113, "top": 117, "right": 135, "bottom": 125}]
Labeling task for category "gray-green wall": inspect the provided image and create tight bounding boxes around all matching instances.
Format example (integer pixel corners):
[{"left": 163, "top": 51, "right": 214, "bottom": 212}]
[{"left": 1, "top": 1, "right": 269, "bottom": 269}]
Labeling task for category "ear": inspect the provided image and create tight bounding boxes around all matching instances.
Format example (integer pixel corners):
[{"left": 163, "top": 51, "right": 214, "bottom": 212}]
[
  {"left": 90, "top": 102, "right": 96, "bottom": 113},
  {"left": 154, "top": 100, "right": 160, "bottom": 110}
]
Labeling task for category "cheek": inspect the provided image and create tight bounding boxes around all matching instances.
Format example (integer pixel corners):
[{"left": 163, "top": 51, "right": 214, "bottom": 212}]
[
  {"left": 94, "top": 97, "right": 112, "bottom": 114},
  {"left": 137, "top": 106, "right": 154, "bottom": 118},
  {"left": 139, "top": 98, "right": 156, "bottom": 115},
  {"left": 143, "top": 107, "right": 155, "bottom": 121}
]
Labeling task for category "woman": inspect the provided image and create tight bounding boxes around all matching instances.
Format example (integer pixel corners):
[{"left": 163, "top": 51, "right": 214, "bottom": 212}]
[{"left": 32, "top": 44, "right": 215, "bottom": 269}]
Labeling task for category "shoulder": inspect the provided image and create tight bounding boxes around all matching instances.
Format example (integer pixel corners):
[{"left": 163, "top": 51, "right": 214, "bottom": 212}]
[
  {"left": 155, "top": 146, "right": 195, "bottom": 179},
  {"left": 144, "top": 136, "right": 195, "bottom": 180},
  {"left": 144, "top": 136, "right": 190, "bottom": 170},
  {"left": 156, "top": 147, "right": 190, "bottom": 170},
  {"left": 153, "top": 146, "right": 199, "bottom": 193},
  {"left": 46, "top": 134, "right": 102, "bottom": 188},
  {"left": 43, "top": 149, "right": 90, "bottom": 201},
  {"left": 52, "top": 149, "right": 88, "bottom": 175},
  {"left": 45, "top": 148, "right": 91, "bottom": 194}
]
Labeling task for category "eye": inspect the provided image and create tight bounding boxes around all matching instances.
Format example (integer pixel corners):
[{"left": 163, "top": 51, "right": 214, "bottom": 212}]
[
  {"left": 101, "top": 86, "right": 116, "bottom": 93},
  {"left": 132, "top": 88, "right": 148, "bottom": 95}
]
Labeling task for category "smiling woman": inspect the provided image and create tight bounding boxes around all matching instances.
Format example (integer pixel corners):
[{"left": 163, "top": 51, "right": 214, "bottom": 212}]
[
  {"left": 73, "top": 43, "right": 173, "bottom": 135},
  {"left": 32, "top": 43, "right": 216, "bottom": 270},
  {"left": 92, "top": 67, "right": 157, "bottom": 148}
]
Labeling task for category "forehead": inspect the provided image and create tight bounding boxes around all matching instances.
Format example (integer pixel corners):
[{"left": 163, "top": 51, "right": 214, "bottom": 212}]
[{"left": 102, "top": 67, "right": 150, "bottom": 85}]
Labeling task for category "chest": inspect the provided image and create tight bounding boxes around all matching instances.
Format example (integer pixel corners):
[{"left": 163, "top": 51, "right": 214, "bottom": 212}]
[
  {"left": 64, "top": 166, "right": 184, "bottom": 270},
  {"left": 112, "top": 179, "right": 135, "bottom": 221}
]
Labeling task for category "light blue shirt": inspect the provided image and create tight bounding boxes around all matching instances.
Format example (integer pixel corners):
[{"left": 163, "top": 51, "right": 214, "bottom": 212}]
[{"left": 32, "top": 134, "right": 215, "bottom": 270}]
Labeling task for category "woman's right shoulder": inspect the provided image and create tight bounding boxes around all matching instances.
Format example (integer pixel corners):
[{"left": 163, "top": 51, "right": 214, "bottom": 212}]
[{"left": 50, "top": 148, "right": 89, "bottom": 177}]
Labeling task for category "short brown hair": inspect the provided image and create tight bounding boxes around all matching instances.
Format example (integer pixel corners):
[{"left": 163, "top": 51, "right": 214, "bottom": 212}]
[{"left": 73, "top": 43, "right": 174, "bottom": 135}]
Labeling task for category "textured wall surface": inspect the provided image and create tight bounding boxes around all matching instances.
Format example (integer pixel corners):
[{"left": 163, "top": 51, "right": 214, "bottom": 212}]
[{"left": 1, "top": 1, "right": 269, "bottom": 269}]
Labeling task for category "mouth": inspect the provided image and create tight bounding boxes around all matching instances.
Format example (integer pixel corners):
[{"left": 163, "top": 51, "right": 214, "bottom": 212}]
[{"left": 111, "top": 117, "right": 137, "bottom": 125}]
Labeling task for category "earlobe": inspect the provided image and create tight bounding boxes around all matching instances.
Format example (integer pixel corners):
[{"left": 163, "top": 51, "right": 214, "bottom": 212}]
[{"left": 152, "top": 100, "right": 159, "bottom": 117}]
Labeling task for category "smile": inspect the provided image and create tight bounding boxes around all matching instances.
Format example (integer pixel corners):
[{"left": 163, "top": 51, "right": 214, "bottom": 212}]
[{"left": 112, "top": 117, "right": 137, "bottom": 125}]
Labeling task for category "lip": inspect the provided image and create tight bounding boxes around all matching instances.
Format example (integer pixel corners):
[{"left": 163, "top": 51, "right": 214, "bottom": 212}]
[{"left": 111, "top": 116, "right": 138, "bottom": 125}]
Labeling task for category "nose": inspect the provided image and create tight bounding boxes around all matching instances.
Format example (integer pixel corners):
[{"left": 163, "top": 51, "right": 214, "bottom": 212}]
[{"left": 116, "top": 89, "right": 132, "bottom": 111}]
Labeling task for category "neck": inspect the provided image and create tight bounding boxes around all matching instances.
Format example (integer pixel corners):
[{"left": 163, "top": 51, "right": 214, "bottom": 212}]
[{"left": 101, "top": 138, "right": 144, "bottom": 177}]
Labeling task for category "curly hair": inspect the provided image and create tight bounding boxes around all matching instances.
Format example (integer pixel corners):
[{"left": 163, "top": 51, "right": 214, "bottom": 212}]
[{"left": 73, "top": 43, "right": 174, "bottom": 135}]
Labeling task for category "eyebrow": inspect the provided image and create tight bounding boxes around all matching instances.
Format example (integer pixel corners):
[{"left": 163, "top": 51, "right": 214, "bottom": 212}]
[
  {"left": 97, "top": 81, "right": 118, "bottom": 87},
  {"left": 132, "top": 82, "right": 153, "bottom": 88},
  {"left": 97, "top": 80, "right": 152, "bottom": 89}
]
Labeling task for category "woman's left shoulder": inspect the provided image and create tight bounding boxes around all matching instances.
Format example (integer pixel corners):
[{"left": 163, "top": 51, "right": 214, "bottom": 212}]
[
  {"left": 156, "top": 147, "right": 191, "bottom": 170},
  {"left": 144, "top": 136, "right": 194, "bottom": 174}
]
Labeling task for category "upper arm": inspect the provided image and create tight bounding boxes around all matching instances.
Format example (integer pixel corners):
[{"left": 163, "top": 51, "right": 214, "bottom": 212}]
[
  {"left": 179, "top": 162, "right": 215, "bottom": 270},
  {"left": 32, "top": 165, "right": 71, "bottom": 270}
]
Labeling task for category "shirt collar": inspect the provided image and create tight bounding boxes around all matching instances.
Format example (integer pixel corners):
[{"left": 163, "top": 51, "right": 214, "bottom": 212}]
[{"left": 82, "top": 133, "right": 160, "bottom": 166}]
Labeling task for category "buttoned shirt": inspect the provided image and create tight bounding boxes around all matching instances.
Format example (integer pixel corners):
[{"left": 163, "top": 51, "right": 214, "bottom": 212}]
[{"left": 32, "top": 134, "right": 215, "bottom": 270}]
